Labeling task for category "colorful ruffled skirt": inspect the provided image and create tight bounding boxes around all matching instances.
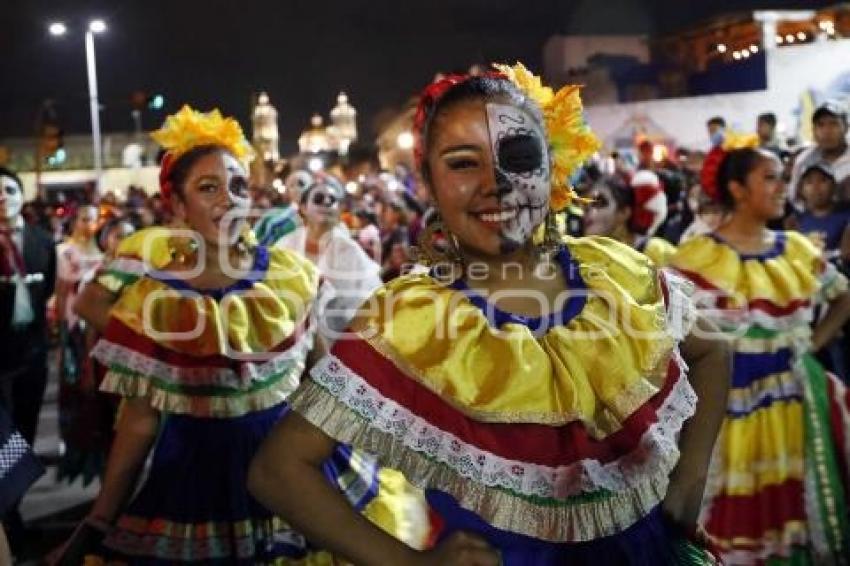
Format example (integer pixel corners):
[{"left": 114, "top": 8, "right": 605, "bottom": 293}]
[
  {"left": 701, "top": 338, "right": 850, "bottom": 564},
  {"left": 427, "top": 490, "right": 713, "bottom": 565},
  {"left": 97, "top": 403, "right": 426, "bottom": 564}
]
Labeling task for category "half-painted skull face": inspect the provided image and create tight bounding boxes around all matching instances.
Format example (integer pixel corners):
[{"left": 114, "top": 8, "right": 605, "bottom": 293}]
[{"left": 485, "top": 103, "right": 551, "bottom": 253}]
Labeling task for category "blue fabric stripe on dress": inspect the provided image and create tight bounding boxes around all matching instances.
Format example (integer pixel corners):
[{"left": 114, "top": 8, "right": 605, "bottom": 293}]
[{"left": 732, "top": 348, "right": 793, "bottom": 388}]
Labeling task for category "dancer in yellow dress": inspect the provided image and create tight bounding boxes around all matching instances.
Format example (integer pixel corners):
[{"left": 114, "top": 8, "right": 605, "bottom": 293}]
[
  {"left": 249, "top": 64, "right": 730, "bottom": 565},
  {"left": 55, "top": 106, "right": 415, "bottom": 564},
  {"left": 671, "top": 141, "right": 850, "bottom": 564}
]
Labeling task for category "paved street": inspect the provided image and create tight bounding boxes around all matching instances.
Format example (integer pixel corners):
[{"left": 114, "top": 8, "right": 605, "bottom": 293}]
[{"left": 15, "top": 350, "right": 99, "bottom": 563}]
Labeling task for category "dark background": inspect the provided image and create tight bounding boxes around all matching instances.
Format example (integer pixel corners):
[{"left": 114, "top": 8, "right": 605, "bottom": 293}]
[{"left": 1, "top": 0, "right": 833, "bottom": 153}]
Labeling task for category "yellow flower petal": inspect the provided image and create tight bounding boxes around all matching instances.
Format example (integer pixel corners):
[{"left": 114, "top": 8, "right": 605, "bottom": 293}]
[
  {"left": 151, "top": 105, "right": 255, "bottom": 164},
  {"left": 494, "top": 63, "right": 600, "bottom": 211}
]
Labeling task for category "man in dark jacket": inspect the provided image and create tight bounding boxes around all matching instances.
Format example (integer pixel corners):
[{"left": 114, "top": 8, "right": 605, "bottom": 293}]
[{"left": 0, "top": 166, "right": 55, "bottom": 548}]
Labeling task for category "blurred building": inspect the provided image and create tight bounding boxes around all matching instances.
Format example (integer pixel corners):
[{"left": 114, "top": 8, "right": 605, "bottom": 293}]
[
  {"left": 544, "top": 3, "right": 850, "bottom": 103},
  {"left": 545, "top": 4, "right": 850, "bottom": 152},
  {"left": 252, "top": 92, "right": 280, "bottom": 163},
  {"left": 0, "top": 132, "right": 161, "bottom": 200},
  {"left": 327, "top": 92, "right": 358, "bottom": 155}
]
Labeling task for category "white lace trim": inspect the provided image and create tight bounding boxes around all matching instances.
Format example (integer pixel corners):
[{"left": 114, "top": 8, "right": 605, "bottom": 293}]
[
  {"left": 660, "top": 269, "right": 697, "bottom": 342},
  {"left": 92, "top": 327, "right": 313, "bottom": 390},
  {"left": 727, "top": 370, "right": 803, "bottom": 415},
  {"left": 309, "top": 350, "right": 696, "bottom": 499}
]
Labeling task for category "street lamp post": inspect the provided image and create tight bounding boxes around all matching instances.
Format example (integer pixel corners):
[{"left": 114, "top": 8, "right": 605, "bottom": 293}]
[
  {"left": 85, "top": 26, "right": 103, "bottom": 196},
  {"left": 49, "top": 18, "right": 107, "bottom": 197}
]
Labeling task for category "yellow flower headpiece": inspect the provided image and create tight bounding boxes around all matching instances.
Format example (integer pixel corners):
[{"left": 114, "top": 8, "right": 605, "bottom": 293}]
[
  {"left": 493, "top": 62, "right": 601, "bottom": 212},
  {"left": 721, "top": 131, "right": 760, "bottom": 151},
  {"left": 151, "top": 105, "right": 255, "bottom": 163}
]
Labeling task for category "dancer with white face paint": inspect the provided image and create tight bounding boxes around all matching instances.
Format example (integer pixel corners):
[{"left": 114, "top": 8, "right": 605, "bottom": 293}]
[
  {"left": 53, "top": 106, "right": 335, "bottom": 564},
  {"left": 277, "top": 172, "right": 382, "bottom": 339},
  {"left": 583, "top": 173, "right": 677, "bottom": 267},
  {"left": 250, "top": 64, "right": 730, "bottom": 566},
  {"left": 0, "top": 167, "right": 54, "bottom": 552},
  {"left": 484, "top": 102, "right": 550, "bottom": 253}
]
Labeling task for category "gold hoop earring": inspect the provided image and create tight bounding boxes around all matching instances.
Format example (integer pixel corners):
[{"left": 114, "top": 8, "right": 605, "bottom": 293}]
[
  {"left": 168, "top": 226, "right": 199, "bottom": 266},
  {"left": 536, "top": 211, "right": 562, "bottom": 257},
  {"left": 413, "top": 215, "right": 464, "bottom": 282}
]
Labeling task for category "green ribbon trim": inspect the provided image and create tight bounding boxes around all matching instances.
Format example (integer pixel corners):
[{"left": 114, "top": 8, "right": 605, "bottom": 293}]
[
  {"left": 800, "top": 353, "right": 850, "bottom": 559},
  {"left": 107, "top": 362, "right": 298, "bottom": 398},
  {"left": 744, "top": 326, "right": 781, "bottom": 339},
  {"left": 103, "top": 268, "right": 141, "bottom": 285}
]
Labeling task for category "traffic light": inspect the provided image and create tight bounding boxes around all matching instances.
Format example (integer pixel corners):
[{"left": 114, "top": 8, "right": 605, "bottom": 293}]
[
  {"left": 40, "top": 124, "right": 65, "bottom": 167},
  {"left": 131, "top": 91, "right": 165, "bottom": 111},
  {"left": 148, "top": 94, "right": 164, "bottom": 110}
]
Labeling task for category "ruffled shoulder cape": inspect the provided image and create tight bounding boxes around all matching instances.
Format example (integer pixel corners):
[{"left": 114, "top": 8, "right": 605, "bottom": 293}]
[
  {"left": 670, "top": 231, "right": 847, "bottom": 329},
  {"left": 289, "top": 236, "right": 698, "bottom": 542},
  {"left": 638, "top": 236, "right": 677, "bottom": 268},
  {"left": 92, "top": 237, "right": 320, "bottom": 418}
]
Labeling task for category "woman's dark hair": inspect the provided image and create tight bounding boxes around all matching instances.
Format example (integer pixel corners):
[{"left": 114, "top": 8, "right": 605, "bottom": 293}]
[
  {"left": 418, "top": 76, "right": 540, "bottom": 183},
  {"left": 593, "top": 175, "right": 633, "bottom": 211},
  {"left": 707, "top": 116, "right": 726, "bottom": 128},
  {"left": 0, "top": 166, "right": 24, "bottom": 192},
  {"left": 715, "top": 147, "right": 774, "bottom": 210},
  {"left": 355, "top": 208, "right": 378, "bottom": 226},
  {"left": 165, "top": 144, "right": 224, "bottom": 199}
]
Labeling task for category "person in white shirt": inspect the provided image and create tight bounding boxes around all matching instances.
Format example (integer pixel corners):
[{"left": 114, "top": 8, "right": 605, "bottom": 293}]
[{"left": 276, "top": 172, "right": 381, "bottom": 340}]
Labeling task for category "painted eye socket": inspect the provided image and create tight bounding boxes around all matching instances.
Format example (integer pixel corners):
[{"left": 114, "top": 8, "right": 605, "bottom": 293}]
[
  {"left": 497, "top": 134, "right": 542, "bottom": 173},
  {"left": 590, "top": 196, "right": 610, "bottom": 209},
  {"left": 230, "top": 177, "right": 248, "bottom": 197}
]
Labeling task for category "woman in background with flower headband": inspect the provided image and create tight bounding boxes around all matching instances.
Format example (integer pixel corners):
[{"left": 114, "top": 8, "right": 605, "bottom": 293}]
[
  {"left": 52, "top": 106, "right": 333, "bottom": 564},
  {"left": 248, "top": 64, "right": 730, "bottom": 565},
  {"left": 671, "top": 142, "right": 850, "bottom": 564}
]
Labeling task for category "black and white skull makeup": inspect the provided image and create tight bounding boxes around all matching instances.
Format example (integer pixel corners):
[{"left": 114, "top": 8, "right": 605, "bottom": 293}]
[
  {"left": 303, "top": 177, "right": 343, "bottom": 227},
  {"left": 0, "top": 175, "right": 24, "bottom": 221},
  {"left": 485, "top": 102, "right": 551, "bottom": 253},
  {"left": 220, "top": 153, "right": 252, "bottom": 244}
]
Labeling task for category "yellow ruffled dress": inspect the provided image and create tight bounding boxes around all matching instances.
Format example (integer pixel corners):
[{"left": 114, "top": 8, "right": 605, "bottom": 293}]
[
  {"left": 636, "top": 235, "right": 677, "bottom": 268},
  {"left": 671, "top": 231, "right": 850, "bottom": 565},
  {"left": 289, "top": 236, "right": 717, "bottom": 565},
  {"left": 87, "top": 227, "right": 427, "bottom": 564}
]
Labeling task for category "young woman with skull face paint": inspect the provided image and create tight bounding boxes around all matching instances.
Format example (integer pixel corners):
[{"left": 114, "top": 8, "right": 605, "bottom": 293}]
[
  {"left": 583, "top": 173, "right": 678, "bottom": 267},
  {"left": 249, "top": 66, "right": 729, "bottom": 565},
  {"left": 53, "top": 106, "right": 342, "bottom": 564},
  {"left": 671, "top": 146, "right": 850, "bottom": 564}
]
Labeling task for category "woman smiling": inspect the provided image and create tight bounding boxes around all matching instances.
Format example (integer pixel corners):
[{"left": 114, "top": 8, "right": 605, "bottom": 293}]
[{"left": 249, "top": 65, "right": 730, "bottom": 565}]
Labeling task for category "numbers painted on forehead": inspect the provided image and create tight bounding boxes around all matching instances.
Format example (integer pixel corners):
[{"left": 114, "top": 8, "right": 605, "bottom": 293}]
[{"left": 497, "top": 111, "right": 527, "bottom": 126}]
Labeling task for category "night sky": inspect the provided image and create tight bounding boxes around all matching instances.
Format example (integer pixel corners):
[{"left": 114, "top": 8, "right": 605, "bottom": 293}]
[{"left": 2, "top": 0, "right": 833, "bottom": 154}]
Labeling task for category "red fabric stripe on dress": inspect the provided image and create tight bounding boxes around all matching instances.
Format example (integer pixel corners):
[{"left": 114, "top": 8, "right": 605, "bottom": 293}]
[
  {"left": 673, "top": 268, "right": 810, "bottom": 316},
  {"left": 330, "top": 336, "right": 681, "bottom": 467},
  {"left": 704, "top": 479, "right": 805, "bottom": 542},
  {"left": 102, "top": 315, "right": 307, "bottom": 370}
]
